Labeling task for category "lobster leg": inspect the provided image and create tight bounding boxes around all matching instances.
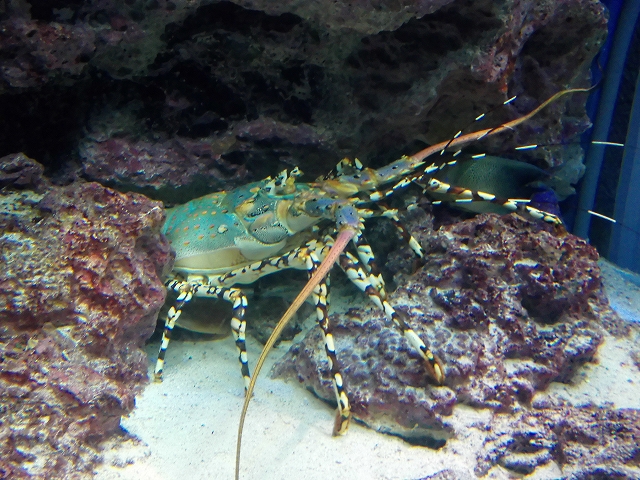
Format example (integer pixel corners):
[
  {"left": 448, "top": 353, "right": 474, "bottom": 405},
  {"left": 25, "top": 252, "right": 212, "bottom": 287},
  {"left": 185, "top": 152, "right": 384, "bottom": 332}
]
[
  {"left": 419, "top": 177, "right": 563, "bottom": 225},
  {"left": 338, "top": 249, "right": 445, "bottom": 384},
  {"left": 155, "top": 278, "right": 250, "bottom": 389},
  {"left": 217, "top": 286, "right": 250, "bottom": 389},
  {"left": 299, "top": 203, "right": 444, "bottom": 383},
  {"left": 352, "top": 206, "right": 426, "bottom": 270},
  {"left": 303, "top": 248, "right": 352, "bottom": 435},
  {"left": 386, "top": 212, "right": 427, "bottom": 259},
  {"left": 154, "top": 277, "right": 194, "bottom": 381},
  {"left": 361, "top": 165, "right": 563, "bottom": 226},
  {"left": 376, "top": 203, "right": 427, "bottom": 259},
  {"left": 351, "top": 230, "right": 385, "bottom": 293}
]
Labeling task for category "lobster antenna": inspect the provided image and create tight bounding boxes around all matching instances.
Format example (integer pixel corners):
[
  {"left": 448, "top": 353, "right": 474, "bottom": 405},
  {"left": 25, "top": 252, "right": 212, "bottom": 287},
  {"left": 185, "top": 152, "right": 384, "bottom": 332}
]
[
  {"left": 507, "top": 139, "right": 626, "bottom": 227},
  {"left": 407, "top": 87, "right": 593, "bottom": 167},
  {"left": 583, "top": 140, "right": 625, "bottom": 225},
  {"left": 437, "top": 138, "right": 626, "bottom": 179},
  {"left": 235, "top": 227, "right": 357, "bottom": 480},
  {"left": 588, "top": 210, "right": 616, "bottom": 223},
  {"left": 438, "top": 85, "right": 597, "bottom": 157},
  {"left": 439, "top": 94, "right": 519, "bottom": 154}
]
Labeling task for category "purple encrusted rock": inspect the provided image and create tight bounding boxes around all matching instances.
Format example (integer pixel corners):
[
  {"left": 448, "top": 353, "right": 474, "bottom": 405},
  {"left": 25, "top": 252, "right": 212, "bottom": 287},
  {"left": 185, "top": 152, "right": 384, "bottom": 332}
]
[
  {"left": 0, "top": 0, "right": 606, "bottom": 198},
  {"left": 0, "top": 153, "right": 48, "bottom": 192},
  {"left": 273, "top": 210, "right": 614, "bottom": 443},
  {"left": 0, "top": 158, "right": 172, "bottom": 478},
  {"left": 79, "top": 135, "right": 248, "bottom": 193},
  {"left": 0, "top": 17, "right": 95, "bottom": 90},
  {"left": 476, "top": 404, "right": 640, "bottom": 478}
]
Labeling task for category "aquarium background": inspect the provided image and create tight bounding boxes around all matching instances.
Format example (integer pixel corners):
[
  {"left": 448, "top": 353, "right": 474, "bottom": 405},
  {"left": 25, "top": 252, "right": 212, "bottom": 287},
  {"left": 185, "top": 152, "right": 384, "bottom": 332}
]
[{"left": 571, "top": 0, "right": 640, "bottom": 274}]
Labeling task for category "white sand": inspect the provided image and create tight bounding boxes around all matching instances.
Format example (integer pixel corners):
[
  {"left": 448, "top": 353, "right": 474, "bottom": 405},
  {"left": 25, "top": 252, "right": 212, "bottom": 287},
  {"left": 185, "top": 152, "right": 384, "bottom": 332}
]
[{"left": 95, "top": 260, "right": 640, "bottom": 480}]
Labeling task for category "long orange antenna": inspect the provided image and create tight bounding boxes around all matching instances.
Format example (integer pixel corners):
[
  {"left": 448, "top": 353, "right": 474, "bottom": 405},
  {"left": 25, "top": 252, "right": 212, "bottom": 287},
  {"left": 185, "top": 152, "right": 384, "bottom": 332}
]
[{"left": 235, "top": 227, "right": 357, "bottom": 480}]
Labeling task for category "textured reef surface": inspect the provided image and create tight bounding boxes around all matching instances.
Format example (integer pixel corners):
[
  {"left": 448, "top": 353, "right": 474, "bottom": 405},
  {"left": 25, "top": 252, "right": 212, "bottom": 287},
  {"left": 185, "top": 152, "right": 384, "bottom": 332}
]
[
  {"left": 476, "top": 405, "right": 640, "bottom": 478},
  {"left": 273, "top": 209, "right": 640, "bottom": 478},
  {"left": 1, "top": 0, "right": 606, "bottom": 203},
  {"left": 0, "top": 155, "right": 172, "bottom": 478}
]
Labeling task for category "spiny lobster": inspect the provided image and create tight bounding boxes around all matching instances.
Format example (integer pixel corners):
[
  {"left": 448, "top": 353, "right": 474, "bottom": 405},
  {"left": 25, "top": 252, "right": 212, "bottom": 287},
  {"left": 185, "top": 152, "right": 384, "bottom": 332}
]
[{"left": 152, "top": 87, "right": 588, "bottom": 479}]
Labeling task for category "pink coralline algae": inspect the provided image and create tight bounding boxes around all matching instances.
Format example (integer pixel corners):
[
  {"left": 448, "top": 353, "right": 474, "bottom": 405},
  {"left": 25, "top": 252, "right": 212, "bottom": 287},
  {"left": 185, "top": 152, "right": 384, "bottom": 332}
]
[
  {"left": 272, "top": 209, "right": 630, "bottom": 472},
  {"left": 78, "top": 118, "right": 323, "bottom": 197},
  {"left": 0, "top": 155, "right": 172, "bottom": 478}
]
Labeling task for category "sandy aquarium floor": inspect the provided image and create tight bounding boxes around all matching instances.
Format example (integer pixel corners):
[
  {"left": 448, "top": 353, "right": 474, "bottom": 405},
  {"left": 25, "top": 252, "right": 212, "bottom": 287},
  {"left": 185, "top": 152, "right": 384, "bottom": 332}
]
[{"left": 95, "top": 260, "right": 640, "bottom": 480}]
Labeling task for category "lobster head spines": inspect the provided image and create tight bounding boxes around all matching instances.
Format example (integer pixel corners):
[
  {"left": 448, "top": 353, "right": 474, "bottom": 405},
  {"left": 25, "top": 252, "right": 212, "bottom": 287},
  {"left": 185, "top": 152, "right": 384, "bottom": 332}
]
[
  {"left": 261, "top": 167, "right": 302, "bottom": 196},
  {"left": 233, "top": 177, "right": 320, "bottom": 241}
]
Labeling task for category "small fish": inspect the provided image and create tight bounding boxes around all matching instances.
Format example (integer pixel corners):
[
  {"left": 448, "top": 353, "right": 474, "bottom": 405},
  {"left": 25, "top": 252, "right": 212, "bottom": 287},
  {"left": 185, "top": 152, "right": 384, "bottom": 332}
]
[{"left": 431, "top": 155, "right": 556, "bottom": 215}]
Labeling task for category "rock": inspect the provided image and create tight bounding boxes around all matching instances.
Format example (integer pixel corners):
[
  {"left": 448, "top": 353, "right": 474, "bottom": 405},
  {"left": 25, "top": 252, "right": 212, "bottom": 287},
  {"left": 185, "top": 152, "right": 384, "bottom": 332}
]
[
  {"left": 0, "top": 16, "right": 95, "bottom": 90},
  {"left": 0, "top": 153, "right": 47, "bottom": 192},
  {"left": 477, "top": 405, "right": 640, "bottom": 478},
  {"left": 272, "top": 209, "right": 616, "bottom": 445},
  {"left": 0, "top": 157, "right": 172, "bottom": 478},
  {"left": 0, "top": 0, "right": 606, "bottom": 198}
]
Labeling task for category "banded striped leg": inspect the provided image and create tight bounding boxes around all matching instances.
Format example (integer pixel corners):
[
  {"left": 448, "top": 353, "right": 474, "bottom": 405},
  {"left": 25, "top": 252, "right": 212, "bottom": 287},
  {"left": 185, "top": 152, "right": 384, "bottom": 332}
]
[
  {"left": 338, "top": 250, "right": 445, "bottom": 384},
  {"left": 215, "top": 286, "right": 250, "bottom": 390},
  {"left": 351, "top": 230, "right": 384, "bottom": 294},
  {"left": 378, "top": 204, "right": 431, "bottom": 274},
  {"left": 155, "top": 241, "right": 332, "bottom": 386},
  {"left": 155, "top": 278, "right": 250, "bottom": 390},
  {"left": 388, "top": 214, "right": 427, "bottom": 259},
  {"left": 359, "top": 157, "right": 564, "bottom": 225},
  {"left": 305, "top": 248, "right": 351, "bottom": 435},
  {"left": 155, "top": 277, "right": 194, "bottom": 381},
  {"left": 419, "top": 177, "right": 563, "bottom": 225},
  {"left": 376, "top": 204, "right": 426, "bottom": 259},
  {"left": 362, "top": 162, "right": 563, "bottom": 227},
  {"left": 350, "top": 205, "right": 426, "bottom": 291}
]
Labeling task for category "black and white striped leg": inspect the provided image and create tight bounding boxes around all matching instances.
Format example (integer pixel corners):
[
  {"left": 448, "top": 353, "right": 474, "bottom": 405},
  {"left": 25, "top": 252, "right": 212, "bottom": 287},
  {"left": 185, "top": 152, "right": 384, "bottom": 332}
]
[
  {"left": 154, "top": 278, "right": 250, "bottom": 391},
  {"left": 420, "top": 177, "right": 563, "bottom": 225},
  {"left": 351, "top": 205, "right": 424, "bottom": 291},
  {"left": 155, "top": 278, "right": 194, "bottom": 381},
  {"left": 211, "top": 286, "right": 250, "bottom": 390},
  {"left": 338, "top": 251, "right": 445, "bottom": 384},
  {"left": 377, "top": 204, "right": 426, "bottom": 259},
  {"left": 351, "top": 230, "right": 385, "bottom": 294},
  {"left": 305, "top": 249, "right": 351, "bottom": 435}
]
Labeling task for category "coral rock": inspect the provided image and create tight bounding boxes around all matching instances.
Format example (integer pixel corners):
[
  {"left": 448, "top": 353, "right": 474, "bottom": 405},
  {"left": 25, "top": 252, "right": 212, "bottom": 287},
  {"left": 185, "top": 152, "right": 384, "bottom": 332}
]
[
  {"left": 273, "top": 211, "right": 611, "bottom": 443},
  {"left": 79, "top": 135, "right": 248, "bottom": 200},
  {"left": 0, "top": 157, "right": 172, "bottom": 478},
  {"left": 0, "top": 153, "right": 47, "bottom": 192},
  {"left": 0, "top": 17, "right": 95, "bottom": 90},
  {"left": 0, "top": 0, "right": 606, "bottom": 198},
  {"left": 477, "top": 405, "right": 640, "bottom": 478}
]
